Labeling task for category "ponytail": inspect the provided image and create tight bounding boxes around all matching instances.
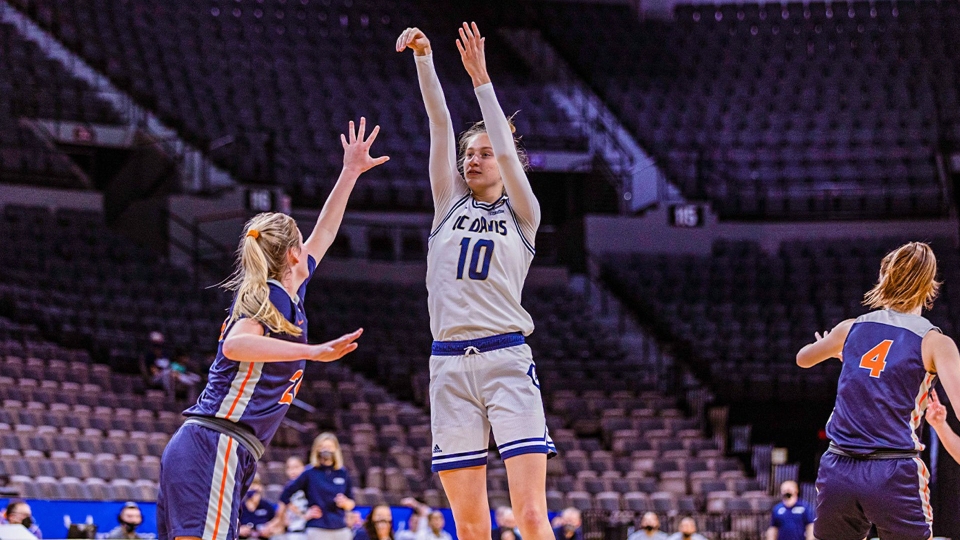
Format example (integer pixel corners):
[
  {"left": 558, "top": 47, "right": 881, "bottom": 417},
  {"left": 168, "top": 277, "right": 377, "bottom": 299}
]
[
  {"left": 222, "top": 213, "right": 303, "bottom": 337},
  {"left": 863, "top": 242, "right": 941, "bottom": 313}
]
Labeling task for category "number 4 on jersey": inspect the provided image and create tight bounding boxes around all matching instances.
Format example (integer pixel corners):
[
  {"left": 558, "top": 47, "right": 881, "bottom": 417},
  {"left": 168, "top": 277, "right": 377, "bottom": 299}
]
[{"left": 859, "top": 340, "right": 893, "bottom": 378}]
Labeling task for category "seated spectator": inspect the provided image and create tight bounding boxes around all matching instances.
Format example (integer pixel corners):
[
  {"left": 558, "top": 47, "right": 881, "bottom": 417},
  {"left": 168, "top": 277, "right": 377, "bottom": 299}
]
[
  {"left": 766, "top": 481, "right": 813, "bottom": 540},
  {"left": 240, "top": 477, "right": 282, "bottom": 540},
  {"left": 552, "top": 509, "right": 582, "bottom": 540},
  {"left": 354, "top": 505, "right": 393, "bottom": 540},
  {"left": 1, "top": 500, "right": 42, "bottom": 539},
  {"left": 105, "top": 502, "right": 152, "bottom": 539},
  {"left": 667, "top": 518, "right": 706, "bottom": 540},
  {"left": 396, "top": 498, "right": 428, "bottom": 540},
  {"left": 492, "top": 507, "right": 519, "bottom": 540},
  {"left": 628, "top": 513, "right": 667, "bottom": 540},
  {"left": 345, "top": 512, "right": 363, "bottom": 536},
  {"left": 420, "top": 512, "right": 451, "bottom": 540},
  {"left": 281, "top": 457, "right": 309, "bottom": 540}
]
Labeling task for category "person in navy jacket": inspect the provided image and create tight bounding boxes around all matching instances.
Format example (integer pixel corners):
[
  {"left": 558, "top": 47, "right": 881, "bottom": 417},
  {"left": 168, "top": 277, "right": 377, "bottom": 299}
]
[{"left": 279, "top": 433, "right": 357, "bottom": 540}]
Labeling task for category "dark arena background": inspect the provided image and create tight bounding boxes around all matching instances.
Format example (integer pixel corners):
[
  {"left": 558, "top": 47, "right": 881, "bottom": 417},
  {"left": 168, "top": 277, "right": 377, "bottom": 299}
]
[{"left": 0, "top": 0, "right": 958, "bottom": 538}]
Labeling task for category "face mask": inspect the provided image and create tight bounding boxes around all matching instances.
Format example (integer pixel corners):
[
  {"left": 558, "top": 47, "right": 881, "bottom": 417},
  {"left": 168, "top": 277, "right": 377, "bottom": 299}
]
[
  {"left": 20, "top": 517, "right": 33, "bottom": 529},
  {"left": 121, "top": 521, "right": 139, "bottom": 533},
  {"left": 320, "top": 450, "right": 334, "bottom": 461}
]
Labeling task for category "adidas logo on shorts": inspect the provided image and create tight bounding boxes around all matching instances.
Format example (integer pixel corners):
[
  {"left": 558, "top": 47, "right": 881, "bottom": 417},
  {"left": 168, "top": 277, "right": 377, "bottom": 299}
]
[{"left": 433, "top": 444, "right": 442, "bottom": 454}]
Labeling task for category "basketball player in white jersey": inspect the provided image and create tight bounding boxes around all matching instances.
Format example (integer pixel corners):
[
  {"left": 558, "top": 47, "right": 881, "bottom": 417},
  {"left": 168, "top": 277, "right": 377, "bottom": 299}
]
[{"left": 396, "top": 22, "right": 555, "bottom": 540}]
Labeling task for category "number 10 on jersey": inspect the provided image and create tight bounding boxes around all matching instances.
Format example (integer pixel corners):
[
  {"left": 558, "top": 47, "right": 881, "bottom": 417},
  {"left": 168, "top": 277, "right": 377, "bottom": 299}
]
[{"left": 457, "top": 237, "right": 495, "bottom": 280}]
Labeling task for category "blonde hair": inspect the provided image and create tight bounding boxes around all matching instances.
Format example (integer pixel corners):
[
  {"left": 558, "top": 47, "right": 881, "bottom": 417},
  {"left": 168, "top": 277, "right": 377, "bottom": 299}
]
[
  {"left": 222, "top": 212, "right": 303, "bottom": 336},
  {"left": 863, "top": 242, "right": 941, "bottom": 313},
  {"left": 309, "top": 432, "right": 344, "bottom": 469},
  {"left": 457, "top": 113, "right": 529, "bottom": 178}
]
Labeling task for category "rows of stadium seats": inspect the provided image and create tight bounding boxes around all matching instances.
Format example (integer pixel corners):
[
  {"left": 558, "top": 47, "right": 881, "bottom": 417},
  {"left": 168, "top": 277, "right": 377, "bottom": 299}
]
[
  {"left": 0, "top": 203, "right": 783, "bottom": 525},
  {"left": 602, "top": 237, "right": 960, "bottom": 402},
  {"left": 8, "top": 0, "right": 587, "bottom": 207},
  {"left": 515, "top": 1, "right": 950, "bottom": 219},
  {"left": 295, "top": 277, "right": 786, "bottom": 515},
  {"left": 0, "top": 205, "right": 230, "bottom": 368},
  {"left": 0, "top": 18, "right": 121, "bottom": 187}
]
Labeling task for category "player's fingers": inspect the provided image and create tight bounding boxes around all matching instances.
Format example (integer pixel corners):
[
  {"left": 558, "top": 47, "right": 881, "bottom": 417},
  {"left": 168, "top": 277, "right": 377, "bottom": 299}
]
[
  {"left": 337, "top": 342, "right": 359, "bottom": 358},
  {"left": 456, "top": 38, "right": 465, "bottom": 56},
  {"left": 341, "top": 134, "right": 347, "bottom": 150},
  {"left": 365, "top": 124, "right": 380, "bottom": 146},
  {"left": 462, "top": 21, "right": 473, "bottom": 40},
  {"left": 930, "top": 389, "right": 940, "bottom": 404},
  {"left": 357, "top": 117, "right": 366, "bottom": 141},
  {"left": 348, "top": 120, "right": 356, "bottom": 143},
  {"left": 471, "top": 21, "right": 481, "bottom": 41},
  {"left": 814, "top": 331, "right": 823, "bottom": 340},
  {"left": 372, "top": 156, "right": 390, "bottom": 167}
]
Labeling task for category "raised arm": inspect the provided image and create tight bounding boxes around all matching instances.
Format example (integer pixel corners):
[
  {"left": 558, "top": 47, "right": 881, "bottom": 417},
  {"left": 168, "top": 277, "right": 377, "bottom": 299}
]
[
  {"left": 397, "top": 27, "right": 468, "bottom": 223},
  {"left": 222, "top": 318, "right": 363, "bottom": 363},
  {"left": 302, "top": 118, "right": 389, "bottom": 264},
  {"left": 926, "top": 331, "right": 960, "bottom": 421},
  {"left": 458, "top": 22, "right": 541, "bottom": 231},
  {"left": 796, "top": 319, "right": 854, "bottom": 368}
]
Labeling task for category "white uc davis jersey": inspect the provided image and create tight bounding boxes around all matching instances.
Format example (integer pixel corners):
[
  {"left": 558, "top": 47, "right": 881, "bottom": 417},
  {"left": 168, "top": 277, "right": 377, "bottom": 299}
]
[{"left": 427, "top": 193, "right": 536, "bottom": 341}]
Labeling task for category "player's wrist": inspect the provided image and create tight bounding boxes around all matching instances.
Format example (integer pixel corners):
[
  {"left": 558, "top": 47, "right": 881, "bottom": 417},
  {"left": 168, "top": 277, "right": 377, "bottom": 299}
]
[{"left": 471, "top": 73, "right": 491, "bottom": 88}]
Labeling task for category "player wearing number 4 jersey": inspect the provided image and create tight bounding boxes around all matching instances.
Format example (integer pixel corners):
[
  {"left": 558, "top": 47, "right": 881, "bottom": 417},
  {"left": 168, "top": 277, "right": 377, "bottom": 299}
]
[
  {"left": 797, "top": 242, "right": 960, "bottom": 540},
  {"left": 397, "top": 22, "right": 556, "bottom": 540},
  {"left": 157, "top": 119, "right": 388, "bottom": 540}
]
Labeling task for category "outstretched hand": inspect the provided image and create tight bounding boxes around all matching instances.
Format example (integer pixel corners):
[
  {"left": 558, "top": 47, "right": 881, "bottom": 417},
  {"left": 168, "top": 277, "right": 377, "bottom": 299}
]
[
  {"left": 815, "top": 330, "right": 843, "bottom": 361},
  {"left": 456, "top": 22, "right": 490, "bottom": 88},
  {"left": 396, "top": 27, "right": 431, "bottom": 56},
  {"left": 926, "top": 389, "right": 948, "bottom": 429},
  {"left": 342, "top": 118, "right": 389, "bottom": 175},
  {"left": 307, "top": 328, "right": 363, "bottom": 362}
]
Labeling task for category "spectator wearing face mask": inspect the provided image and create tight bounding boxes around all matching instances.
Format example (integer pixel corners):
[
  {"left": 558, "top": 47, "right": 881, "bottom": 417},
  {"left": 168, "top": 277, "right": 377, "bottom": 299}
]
[
  {"left": 766, "top": 481, "right": 814, "bottom": 540},
  {"left": 1, "top": 500, "right": 42, "bottom": 539},
  {"left": 105, "top": 502, "right": 152, "bottom": 539},
  {"left": 278, "top": 433, "right": 356, "bottom": 540},
  {"left": 551, "top": 508, "right": 582, "bottom": 540},
  {"left": 628, "top": 513, "right": 667, "bottom": 540},
  {"left": 666, "top": 518, "right": 707, "bottom": 540}
]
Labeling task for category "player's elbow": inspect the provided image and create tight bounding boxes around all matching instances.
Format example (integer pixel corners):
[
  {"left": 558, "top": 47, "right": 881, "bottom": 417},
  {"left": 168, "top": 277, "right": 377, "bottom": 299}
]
[
  {"left": 221, "top": 337, "right": 243, "bottom": 361},
  {"left": 796, "top": 351, "right": 812, "bottom": 368}
]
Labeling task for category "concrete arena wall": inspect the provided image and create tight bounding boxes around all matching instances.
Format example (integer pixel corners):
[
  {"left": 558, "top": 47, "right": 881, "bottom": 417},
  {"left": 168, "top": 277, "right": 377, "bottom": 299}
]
[
  {"left": 585, "top": 206, "right": 959, "bottom": 256},
  {"left": 0, "top": 184, "right": 103, "bottom": 211}
]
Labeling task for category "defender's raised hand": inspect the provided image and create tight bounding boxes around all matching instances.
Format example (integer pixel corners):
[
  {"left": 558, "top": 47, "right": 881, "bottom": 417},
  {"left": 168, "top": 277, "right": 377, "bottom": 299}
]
[
  {"left": 341, "top": 117, "right": 389, "bottom": 174},
  {"left": 396, "top": 27, "right": 431, "bottom": 56},
  {"left": 307, "top": 328, "right": 363, "bottom": 362},
  {"left": 457, "top": 22, "right": 490, "bottom": 88},
  {"left": 926, "top": 389, "right": 948, "bottom": 430}
]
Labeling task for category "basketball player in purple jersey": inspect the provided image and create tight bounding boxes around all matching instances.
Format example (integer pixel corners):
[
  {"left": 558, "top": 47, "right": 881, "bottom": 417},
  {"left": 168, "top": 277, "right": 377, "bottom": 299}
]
[
  {"left": 797, "top": 242, "right": 960, "bottom": 539},
  {"left": 157, "top": 119, "right": 388, "bottom": 540}
]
